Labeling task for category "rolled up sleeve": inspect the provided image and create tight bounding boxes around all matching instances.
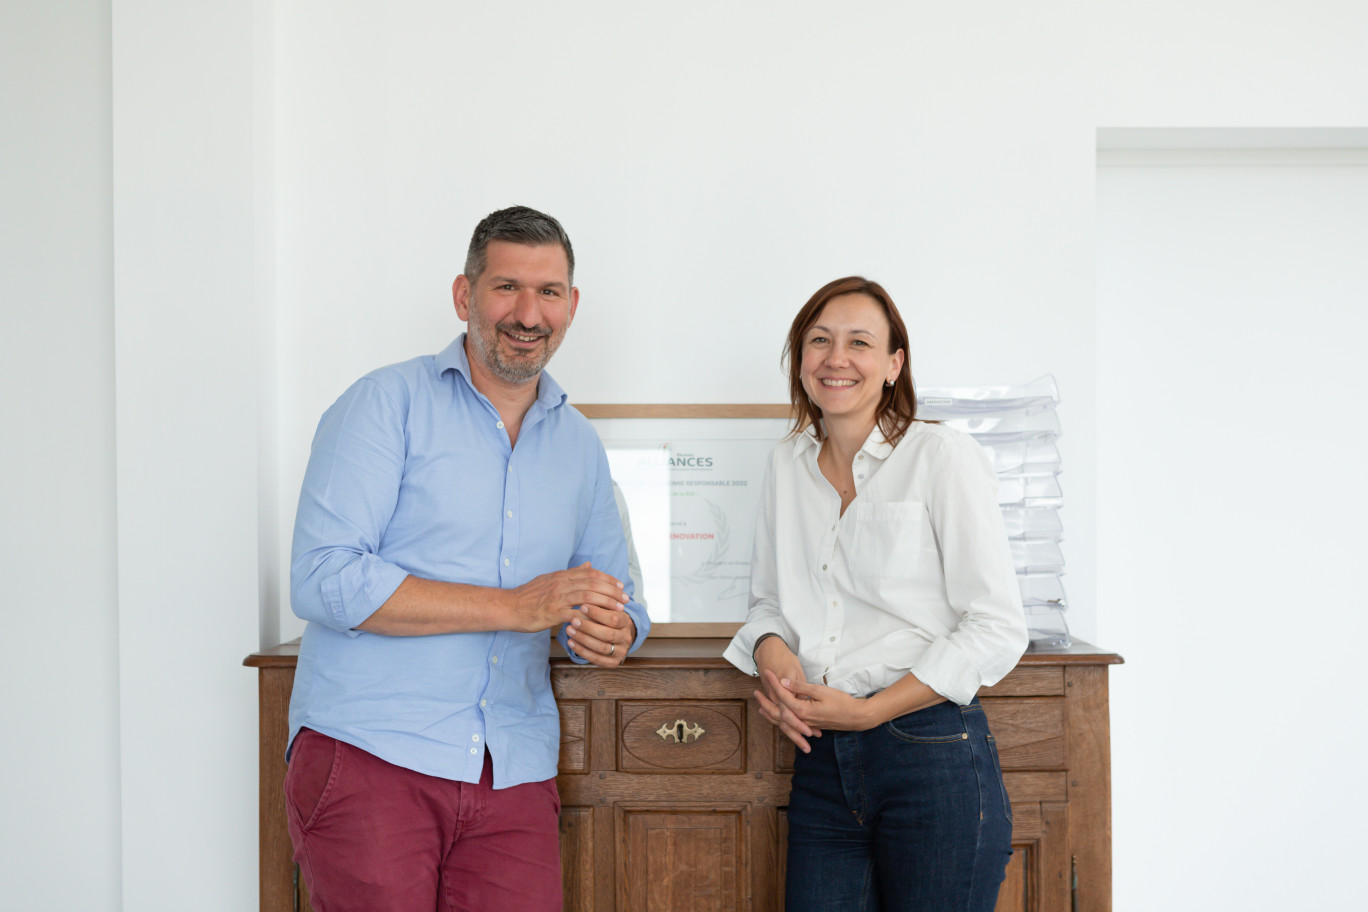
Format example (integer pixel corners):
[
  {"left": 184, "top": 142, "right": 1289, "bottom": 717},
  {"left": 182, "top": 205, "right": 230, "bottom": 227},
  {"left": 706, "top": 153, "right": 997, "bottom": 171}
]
[
  {"left": 290, "top": 378, "right": 412, "bottom": 635},
  {"left": 910, "top": 434, "right": 1028, "bottom": 704}
]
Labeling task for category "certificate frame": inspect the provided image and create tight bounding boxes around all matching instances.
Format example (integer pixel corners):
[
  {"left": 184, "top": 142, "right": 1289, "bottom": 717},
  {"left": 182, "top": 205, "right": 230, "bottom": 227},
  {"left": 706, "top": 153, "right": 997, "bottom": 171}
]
[{"left": 577, "top": 403, "right": 791, "bottom": 638}]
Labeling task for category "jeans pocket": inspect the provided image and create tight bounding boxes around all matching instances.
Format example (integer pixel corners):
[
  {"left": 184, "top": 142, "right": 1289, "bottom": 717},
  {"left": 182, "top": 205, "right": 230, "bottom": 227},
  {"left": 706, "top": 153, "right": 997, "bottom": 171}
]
[
  {"left": 285, "top": 729, "right": 343, "bottom": 833},
  {"left": 882, "top": 702, "right": 970, "bottom": 743}
]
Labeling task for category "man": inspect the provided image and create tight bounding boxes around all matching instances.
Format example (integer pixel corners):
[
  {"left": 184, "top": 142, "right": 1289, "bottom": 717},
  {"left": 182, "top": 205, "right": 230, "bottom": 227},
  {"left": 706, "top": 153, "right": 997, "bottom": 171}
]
[{"left": 285, "top": 206, "right": 649, "bottom": 911}]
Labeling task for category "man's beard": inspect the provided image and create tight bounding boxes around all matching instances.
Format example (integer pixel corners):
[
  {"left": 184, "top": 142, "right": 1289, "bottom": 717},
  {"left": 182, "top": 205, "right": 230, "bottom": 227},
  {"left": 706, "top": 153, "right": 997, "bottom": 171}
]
[{"left": 468, "top": 310, "right": 565, "bottom": 384}]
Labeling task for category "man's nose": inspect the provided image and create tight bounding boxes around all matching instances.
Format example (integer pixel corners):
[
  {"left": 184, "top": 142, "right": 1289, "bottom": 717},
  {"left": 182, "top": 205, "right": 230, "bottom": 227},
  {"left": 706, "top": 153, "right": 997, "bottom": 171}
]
[{"left": 512, "top": 289, "right": 542, "bottom": 327}]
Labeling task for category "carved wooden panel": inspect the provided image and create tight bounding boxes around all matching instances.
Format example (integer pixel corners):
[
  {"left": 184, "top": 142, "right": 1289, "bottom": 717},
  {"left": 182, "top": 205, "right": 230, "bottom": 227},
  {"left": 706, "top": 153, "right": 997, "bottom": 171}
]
[
  {"left": 992, "top": 800, "right": 1071, "bottom": 912},
  {"left": 983, "top": 665, "right": 1065, "bottom": 697},
  {"left": 981, "top": 697, "right": 1067, "bottom": 769},
  {"left": 774, "top": 730, "right": 795, "bottom": 773},
  {"left": 776, "top": 809, "right": 788, "bottom": 912},
  {"left": 618, "top": 701, "right": 746, "bottom": 773},
  {"left": 559, "top": 700, "right": 589, "bottom": 774},
  {"left": 617, "top": 807, "right": 745, "bottom": 911},
  {"left": 559, "top": 806, "right": 594, "bottom": 912}
]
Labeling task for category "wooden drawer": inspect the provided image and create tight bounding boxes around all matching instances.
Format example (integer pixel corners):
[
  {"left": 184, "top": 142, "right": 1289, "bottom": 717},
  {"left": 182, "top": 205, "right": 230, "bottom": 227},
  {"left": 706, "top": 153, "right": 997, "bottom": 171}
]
[
  {"left": 617, "top": 700, "right": 747, "bottom": 772},
  {"left": 982, "top": 697, "right": 1067, "bottom": 770}
]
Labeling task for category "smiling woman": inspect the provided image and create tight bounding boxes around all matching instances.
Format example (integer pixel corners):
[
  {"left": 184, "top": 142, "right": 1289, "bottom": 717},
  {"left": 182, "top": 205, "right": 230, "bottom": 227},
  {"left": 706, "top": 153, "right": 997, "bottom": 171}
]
[{"left": 725, "top": 275, "right": 1028, "bottom": 912}]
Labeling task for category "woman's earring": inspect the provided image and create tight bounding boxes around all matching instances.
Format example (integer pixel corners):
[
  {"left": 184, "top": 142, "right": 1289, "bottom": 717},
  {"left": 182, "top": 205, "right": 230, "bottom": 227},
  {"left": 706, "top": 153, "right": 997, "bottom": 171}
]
[{"left": 885, "top": 379, "right": 894, "bottom": 388}]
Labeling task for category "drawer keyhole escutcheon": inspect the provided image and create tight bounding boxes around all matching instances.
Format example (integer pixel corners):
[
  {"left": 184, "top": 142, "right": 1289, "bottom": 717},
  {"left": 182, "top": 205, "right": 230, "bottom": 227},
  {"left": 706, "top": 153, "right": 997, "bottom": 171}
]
[{"left": 656, "top": 719, "right": 706, "bottom": 743}]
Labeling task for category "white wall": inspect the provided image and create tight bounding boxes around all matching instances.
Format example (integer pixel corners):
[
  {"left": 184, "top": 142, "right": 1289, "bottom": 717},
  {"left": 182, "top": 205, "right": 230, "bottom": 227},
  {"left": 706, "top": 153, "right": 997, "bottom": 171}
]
[
  {"left": 271, "top": 0, "right": 1104, "bottom": 647},
  {"left": 1098, "top": 151, "right": 1368, "bottom": 910},
  {"left": 2, "top": 2, "right": 1366, "bottom": 910},
  {"left": 0, "top": 2, "right": 122, "bottom": 909},
  {"left": 111, "top": 1, "right": 262, "bottom": 909}
]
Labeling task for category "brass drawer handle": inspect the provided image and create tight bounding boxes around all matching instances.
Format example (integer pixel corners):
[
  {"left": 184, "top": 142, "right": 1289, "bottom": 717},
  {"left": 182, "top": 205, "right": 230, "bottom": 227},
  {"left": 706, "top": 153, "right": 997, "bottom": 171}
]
[{"left": 656, "top": 719, "right": 706, "bottom": 743}]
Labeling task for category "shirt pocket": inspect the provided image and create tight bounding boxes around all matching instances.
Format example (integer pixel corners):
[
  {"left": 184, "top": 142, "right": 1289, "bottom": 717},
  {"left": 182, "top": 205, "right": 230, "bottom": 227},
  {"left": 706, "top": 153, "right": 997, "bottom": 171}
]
[{"left": 848, "top": 500, "right": 927, "bottom": 579}]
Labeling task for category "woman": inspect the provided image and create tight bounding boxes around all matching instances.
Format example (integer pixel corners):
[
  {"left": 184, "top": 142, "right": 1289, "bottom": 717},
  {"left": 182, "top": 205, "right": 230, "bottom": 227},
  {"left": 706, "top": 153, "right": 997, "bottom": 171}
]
[{"left": 724, "top": 277, "right": 1028, "bottom": 912}]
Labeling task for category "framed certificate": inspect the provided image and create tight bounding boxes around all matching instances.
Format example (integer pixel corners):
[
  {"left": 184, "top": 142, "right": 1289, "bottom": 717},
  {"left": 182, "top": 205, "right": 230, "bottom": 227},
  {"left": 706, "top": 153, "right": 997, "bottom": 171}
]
[{"left": 577, "top": 404, "right": 791, "bottom": 637}]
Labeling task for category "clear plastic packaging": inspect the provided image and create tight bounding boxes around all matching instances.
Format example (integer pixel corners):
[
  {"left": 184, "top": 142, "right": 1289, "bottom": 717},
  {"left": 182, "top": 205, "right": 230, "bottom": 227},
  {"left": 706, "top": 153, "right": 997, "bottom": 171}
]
[
  {"left": 979, "top": 438, "right": 1061, "bottom": 476},
  {"left": 1017, "top": 574, "right": 1068, "bottom": 609},
  {"left": 997, "top": 474, "right": 1063, "bottom": 508},
  {"left": 916, "top": 375, "right": 1059, "bottom": 419},
  {"left": 1024, "top": 604, "right": 1071, "bottom": 649},
  {"left": 939, "top": 409, "right": 1061, "bottom": 441},
  {"left": 1009, "top": 540, "right": 1065, "bottom": 575},
  {"left": 1001, "top": 506, "right": 1063, "bottom": 541}
]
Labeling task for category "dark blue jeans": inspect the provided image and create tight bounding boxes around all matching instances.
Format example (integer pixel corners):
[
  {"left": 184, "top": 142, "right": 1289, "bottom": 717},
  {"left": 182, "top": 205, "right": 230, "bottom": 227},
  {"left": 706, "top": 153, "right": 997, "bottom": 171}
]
[{"left": 784, "top": 698, "right": 1013, "bottom": 912}]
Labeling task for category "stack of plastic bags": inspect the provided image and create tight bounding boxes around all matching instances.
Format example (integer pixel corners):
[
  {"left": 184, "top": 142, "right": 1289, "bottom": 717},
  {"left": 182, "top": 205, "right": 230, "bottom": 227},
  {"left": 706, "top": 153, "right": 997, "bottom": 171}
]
[{"left": 916, "top": 376, "right": 1069, "bottom": 647}]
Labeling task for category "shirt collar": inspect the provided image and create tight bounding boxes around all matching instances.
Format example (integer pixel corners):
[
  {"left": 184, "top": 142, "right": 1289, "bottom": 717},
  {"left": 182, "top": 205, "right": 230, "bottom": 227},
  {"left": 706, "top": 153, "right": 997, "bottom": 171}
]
[
  {"left": 791, "top": 422, "right": 896, "bottom": 461},
  {"left": 434, "top": 333, "right": 568, "bottom": 412}
]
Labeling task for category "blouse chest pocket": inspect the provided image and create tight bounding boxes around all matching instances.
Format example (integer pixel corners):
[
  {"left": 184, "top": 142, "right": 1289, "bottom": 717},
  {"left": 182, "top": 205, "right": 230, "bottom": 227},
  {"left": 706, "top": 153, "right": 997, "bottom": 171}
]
[{"left": 847, "top": 500, "right": 928, "bottom": 579}]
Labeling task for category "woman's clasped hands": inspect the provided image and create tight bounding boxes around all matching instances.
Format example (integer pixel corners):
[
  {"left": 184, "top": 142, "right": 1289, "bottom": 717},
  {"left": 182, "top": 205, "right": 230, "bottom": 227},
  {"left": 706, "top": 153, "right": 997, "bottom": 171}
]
[{"left": 752, "top": 637, "right": 876, "bottom": 753}]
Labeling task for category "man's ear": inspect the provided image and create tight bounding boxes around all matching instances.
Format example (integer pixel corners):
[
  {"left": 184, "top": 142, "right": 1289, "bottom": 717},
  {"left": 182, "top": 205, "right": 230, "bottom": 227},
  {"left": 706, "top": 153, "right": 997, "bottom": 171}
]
[
  {"left": 452, "top": 275, "right": 471, "bottom": 320},
  {"left": 567, "top": 286, "right": 580, "bottom": 326}
]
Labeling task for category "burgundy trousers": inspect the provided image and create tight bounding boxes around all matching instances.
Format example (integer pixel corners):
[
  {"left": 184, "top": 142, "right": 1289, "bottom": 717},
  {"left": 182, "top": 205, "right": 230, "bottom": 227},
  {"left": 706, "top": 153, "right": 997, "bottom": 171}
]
[{"left": 284, "top": 728, "right": 563, "bottom": 912}]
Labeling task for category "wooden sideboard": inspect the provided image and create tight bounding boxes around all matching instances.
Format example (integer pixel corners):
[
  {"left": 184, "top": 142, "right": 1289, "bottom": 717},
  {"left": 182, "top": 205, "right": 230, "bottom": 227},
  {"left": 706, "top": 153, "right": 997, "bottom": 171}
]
[{"left": 245, "top": 639, "right": 1121, "bottom": 912}]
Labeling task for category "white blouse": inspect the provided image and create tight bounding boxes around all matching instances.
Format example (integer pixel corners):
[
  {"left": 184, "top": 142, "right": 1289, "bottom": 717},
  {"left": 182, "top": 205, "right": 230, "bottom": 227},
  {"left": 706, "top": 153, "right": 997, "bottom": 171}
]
[{"left": 723, "top": 421, "right": 1027, "bottom": 705}]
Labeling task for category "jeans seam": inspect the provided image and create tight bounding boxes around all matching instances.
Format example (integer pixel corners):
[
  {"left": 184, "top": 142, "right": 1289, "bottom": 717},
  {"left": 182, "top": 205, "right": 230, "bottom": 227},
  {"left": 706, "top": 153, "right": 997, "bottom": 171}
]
[{"left": 966, "top": 731, "right": 986, "bottom": 912}]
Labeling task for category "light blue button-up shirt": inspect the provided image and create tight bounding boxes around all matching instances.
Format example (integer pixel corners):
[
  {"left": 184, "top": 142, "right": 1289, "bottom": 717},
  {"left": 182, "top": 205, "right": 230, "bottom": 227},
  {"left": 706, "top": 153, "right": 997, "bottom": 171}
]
[{"left": 288, "top": 334, "right": 649, "bottom": 788}]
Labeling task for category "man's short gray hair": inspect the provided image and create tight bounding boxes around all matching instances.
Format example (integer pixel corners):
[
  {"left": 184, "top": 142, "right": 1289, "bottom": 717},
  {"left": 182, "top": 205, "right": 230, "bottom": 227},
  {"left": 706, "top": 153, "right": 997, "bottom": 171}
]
[{"left": 463, "top": 205, "right": 575, "bottom": 284}]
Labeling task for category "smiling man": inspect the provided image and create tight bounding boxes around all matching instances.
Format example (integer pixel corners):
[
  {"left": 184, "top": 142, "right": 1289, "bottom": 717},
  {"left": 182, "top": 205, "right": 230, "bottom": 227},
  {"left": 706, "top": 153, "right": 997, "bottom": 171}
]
[{"left": 285, "top": 206, "right": 649, "bottom": 911}]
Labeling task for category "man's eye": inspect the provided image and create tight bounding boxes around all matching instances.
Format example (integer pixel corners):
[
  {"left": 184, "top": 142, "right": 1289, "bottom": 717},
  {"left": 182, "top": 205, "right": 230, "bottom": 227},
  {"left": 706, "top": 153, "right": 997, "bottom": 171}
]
[
  {"left": 499, "top": 284, "right": 516, "bottom": 291},
  {"left": 541, "top": 288, "right": 560, "bottom": 296}
]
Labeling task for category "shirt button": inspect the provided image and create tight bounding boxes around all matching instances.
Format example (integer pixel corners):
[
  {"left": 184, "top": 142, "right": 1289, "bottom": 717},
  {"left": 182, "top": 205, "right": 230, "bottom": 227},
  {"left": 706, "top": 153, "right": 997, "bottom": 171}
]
[
  {"left": 496, "top": 421, "right": 505, "bottom": 429},
  {"left": 470, "top": 747, "right": 479, "bottom": 755},
  {"left": 479, "top": 699, "right": 487, "bottom": 708},
  {"left": 822, "top": 564, "right": 828, "bottom": 571},
  {"left": 832, "top": 601, "right": 838, "bottom": 607},
  {"left": 491, "top": 656, "right": 499, "bottom": 664},
  {"left": 472, "top": 734, "right": 481, "bottom": 743},
  {"left": 504, "top": 558, "right": 510, "bottom": 566},
  {"left": 857, "top": 474, "right": 864, "bottom": 480},
  {"left": 507, "top": 510, "right": 513, "bottom": 518},
  {"left": 857, "top": 454, "right": 864, "bottom": 460},
  {"left": 829, "top": 636, "right": 836, "bottom": 642}
]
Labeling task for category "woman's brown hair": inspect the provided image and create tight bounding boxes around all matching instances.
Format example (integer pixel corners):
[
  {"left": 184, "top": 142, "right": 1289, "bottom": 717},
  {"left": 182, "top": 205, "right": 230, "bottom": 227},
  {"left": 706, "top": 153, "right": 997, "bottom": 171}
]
[{"left": 783, "top": 276, "right": 918, "bottom": 447}]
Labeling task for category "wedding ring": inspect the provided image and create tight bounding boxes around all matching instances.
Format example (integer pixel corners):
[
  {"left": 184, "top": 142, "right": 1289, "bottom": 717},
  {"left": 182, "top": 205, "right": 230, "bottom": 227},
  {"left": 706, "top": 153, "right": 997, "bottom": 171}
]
[{"left": 608, "top": 643, "right": 616, "bottom": 657}]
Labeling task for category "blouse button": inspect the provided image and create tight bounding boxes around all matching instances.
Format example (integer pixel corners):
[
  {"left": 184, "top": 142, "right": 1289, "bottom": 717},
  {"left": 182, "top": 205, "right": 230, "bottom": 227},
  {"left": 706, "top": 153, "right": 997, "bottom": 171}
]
[{"left": 496, "top": 421, "right": 505, "bottom": 429}]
